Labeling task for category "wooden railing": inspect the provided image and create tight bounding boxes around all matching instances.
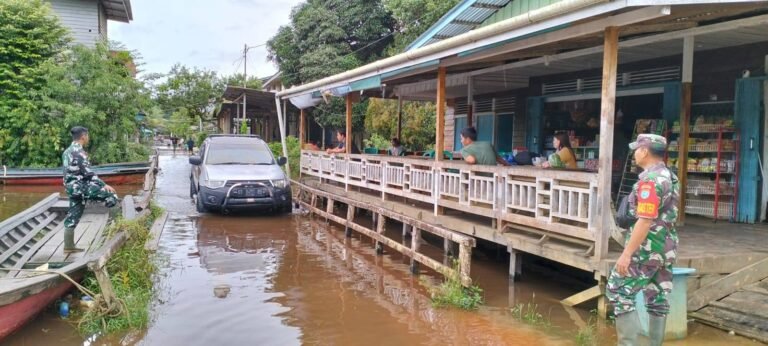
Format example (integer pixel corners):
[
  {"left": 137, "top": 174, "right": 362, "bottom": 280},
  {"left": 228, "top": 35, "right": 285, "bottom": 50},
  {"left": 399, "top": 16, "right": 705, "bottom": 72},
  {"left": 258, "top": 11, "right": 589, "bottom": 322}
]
[{"left": 300, "top": 151, "right": 601, "bottom": 249}]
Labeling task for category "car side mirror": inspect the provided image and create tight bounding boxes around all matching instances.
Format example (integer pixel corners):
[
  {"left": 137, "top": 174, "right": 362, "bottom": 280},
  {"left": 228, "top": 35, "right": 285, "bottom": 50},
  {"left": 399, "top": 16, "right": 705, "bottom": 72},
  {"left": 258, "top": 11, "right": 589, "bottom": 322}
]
[
  {"left": 189, "top": 156, "right": 202, "bottom": 165},
  {"left": 277, "top": 157, "right": 287, "bottom": 166}
]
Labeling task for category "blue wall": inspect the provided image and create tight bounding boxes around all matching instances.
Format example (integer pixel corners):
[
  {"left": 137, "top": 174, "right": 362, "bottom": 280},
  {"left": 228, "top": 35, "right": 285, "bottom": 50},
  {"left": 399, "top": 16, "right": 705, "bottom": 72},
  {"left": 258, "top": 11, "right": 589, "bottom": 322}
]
[{"left": 735, "top": 78, "right": 766, "bottom": 223}]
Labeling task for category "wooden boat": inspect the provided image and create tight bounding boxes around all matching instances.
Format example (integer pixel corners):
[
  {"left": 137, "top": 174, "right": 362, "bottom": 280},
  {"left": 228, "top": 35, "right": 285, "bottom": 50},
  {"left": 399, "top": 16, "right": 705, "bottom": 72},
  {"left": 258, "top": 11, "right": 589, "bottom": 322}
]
[
  {"left": 0, "top": 193, "right": 111, "bottom": 340},
  {"left": 0, "top": 161, "right": 150, "bottom": 185}
]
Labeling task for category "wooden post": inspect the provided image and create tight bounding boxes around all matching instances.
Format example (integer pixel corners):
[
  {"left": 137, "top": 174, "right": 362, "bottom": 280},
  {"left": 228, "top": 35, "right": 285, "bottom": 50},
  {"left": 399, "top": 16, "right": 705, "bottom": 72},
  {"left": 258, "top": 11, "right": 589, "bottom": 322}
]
[
  {"left": 435, "top": 67, "right": 447, "bottom": 161},
  {"left": 467, "top": 76, "right": 474, "bottom": 127},
  {"left": 397, "top": 96, "right": 403, "bottom": 141},
  {"left": 345, "top": 205, "right": 355, "bottom": 238},
  {"left": 509, "top": 248, "right": 522, "bottom": 281},
  {"left": 346, "top": 94, "right": 353, "bottom": 155},
  {"left": 410, "top": 227, "right": 421, "bottom": 274},
  {"left": 679, "top": 36, "right": 694, "bottom": 225},
  {"left": 458, "top": 242, "right": 472, "bottom": 286},
  {"left": 299, "top": 108, "right": 306, "bottom": 147},
  {"left": 595, "top": 26, "right": 619, "bottom": 261},
  {"left": 87, "top": 232, "right": 127, "bottom": 311},
  {"left": 375, "top": 213, "right": 386, "bottom": 254}
]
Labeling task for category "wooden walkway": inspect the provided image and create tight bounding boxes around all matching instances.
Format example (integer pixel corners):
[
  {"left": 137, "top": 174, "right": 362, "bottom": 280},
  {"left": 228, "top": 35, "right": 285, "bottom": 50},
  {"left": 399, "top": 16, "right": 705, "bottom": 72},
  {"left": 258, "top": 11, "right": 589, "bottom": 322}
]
[{"left": 691, "top": 277, "right": 768, "bottom": 343}]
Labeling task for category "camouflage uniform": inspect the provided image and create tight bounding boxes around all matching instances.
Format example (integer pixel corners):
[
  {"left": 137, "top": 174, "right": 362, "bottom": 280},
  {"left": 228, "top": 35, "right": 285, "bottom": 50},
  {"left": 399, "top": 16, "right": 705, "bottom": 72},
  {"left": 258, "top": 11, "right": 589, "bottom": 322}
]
[
  {"left": 607, "top": 138, "right": 680, "bottom": 318},
  {"left": 62, "top": 142, "right": 118, "bottom": 230}
]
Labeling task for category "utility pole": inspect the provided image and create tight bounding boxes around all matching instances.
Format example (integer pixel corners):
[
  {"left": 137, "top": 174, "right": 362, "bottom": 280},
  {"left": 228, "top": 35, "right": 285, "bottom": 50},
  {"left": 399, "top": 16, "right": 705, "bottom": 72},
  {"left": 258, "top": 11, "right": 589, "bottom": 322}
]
[{"left": 242, "top": 43, "right": 248, "bottom": 131}]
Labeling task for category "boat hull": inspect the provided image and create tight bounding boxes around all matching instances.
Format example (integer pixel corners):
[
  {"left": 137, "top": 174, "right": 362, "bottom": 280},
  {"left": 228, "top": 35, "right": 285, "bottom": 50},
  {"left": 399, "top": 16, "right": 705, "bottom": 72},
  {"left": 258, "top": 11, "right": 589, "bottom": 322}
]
[
  {"left": 1, "top": 171, "right": 146, "bottom": 185},
  {"left": 0, "top": 279, "right": 73, "bottom": 340}
]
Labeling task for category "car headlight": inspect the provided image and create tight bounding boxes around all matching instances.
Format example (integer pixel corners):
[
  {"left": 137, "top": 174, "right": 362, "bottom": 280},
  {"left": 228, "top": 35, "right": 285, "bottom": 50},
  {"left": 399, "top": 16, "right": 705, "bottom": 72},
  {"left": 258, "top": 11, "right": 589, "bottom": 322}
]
[
  {"left": 271, "top": 178, "right": 289, "bottom": 189},
  {"left": 202, "top": 179, "right": 226, "bottom": 189}
]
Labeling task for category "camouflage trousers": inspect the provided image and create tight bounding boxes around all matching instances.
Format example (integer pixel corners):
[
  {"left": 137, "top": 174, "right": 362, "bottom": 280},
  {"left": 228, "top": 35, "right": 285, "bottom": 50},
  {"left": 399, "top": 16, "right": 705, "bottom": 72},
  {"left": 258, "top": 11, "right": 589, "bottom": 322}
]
[
  {"left": 64, "top": 184, "right": 118, "bottom": 229},
  {"left": 606, "top": 260, "right": 674, "bottom": 317}
]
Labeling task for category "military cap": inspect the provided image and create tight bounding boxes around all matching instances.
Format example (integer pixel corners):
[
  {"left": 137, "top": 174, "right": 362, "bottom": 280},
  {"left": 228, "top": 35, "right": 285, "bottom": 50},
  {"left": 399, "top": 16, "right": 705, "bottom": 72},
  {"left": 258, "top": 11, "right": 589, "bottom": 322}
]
[{"left": 629, "top": 133, "right": 667, "bottom": 151}]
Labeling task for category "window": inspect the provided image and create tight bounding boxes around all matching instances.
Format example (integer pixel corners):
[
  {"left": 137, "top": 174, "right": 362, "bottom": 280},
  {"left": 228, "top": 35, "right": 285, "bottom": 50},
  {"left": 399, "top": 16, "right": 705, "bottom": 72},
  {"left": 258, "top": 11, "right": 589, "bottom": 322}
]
[{"left": 205, "top": 143, "right": 274, "bottom": 165}]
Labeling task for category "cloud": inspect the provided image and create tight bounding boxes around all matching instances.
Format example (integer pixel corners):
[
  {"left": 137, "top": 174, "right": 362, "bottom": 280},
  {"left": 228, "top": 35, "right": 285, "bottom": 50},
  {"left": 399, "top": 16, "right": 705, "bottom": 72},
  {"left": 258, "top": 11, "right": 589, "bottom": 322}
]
[{"left": 110, "top": 0, "right": 302, "bottom": 78}]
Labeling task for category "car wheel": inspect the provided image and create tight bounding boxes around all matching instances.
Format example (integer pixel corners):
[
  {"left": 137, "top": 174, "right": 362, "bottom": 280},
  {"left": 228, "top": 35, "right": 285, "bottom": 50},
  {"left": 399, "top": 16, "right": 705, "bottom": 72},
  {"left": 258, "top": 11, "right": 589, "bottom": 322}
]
[
  {"left": 189, "top": 178, "right": 196, "bottom": 199},
  {"left": 196, "top": 192, "right": 207, "bottom": 213}
]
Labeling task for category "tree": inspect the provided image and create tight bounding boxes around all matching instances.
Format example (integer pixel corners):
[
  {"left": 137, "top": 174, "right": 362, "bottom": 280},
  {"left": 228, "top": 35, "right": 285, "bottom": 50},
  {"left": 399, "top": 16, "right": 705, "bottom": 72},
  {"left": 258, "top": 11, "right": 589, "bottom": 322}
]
[
  {"left": 221, "top": 73, "right": 263, "bottom": 90},
  {"left": 365, "top": 99, "right": 435, "bottom": 151},
  {"left": 383, "top": 0, "right": 460, "bottom": 55},
  {"left": 0, "top": 43, "right": 152, "bottom": 166},
  {"left": 267, "top": 0, "right": 395, "bottom": 132},
  {"left": 155, "top": 64, "right": 223, "bottom": 124}
]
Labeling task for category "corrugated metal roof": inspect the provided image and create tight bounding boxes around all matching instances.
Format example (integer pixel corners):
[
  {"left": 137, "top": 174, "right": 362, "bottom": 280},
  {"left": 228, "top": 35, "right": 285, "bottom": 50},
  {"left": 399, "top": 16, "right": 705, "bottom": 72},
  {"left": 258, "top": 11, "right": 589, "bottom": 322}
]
[
  {"left": 406, "top": 0, "right": 512, "bottom": 51},
  {"left": 101, "top": 0, "right": 133, "bottom": 22}
]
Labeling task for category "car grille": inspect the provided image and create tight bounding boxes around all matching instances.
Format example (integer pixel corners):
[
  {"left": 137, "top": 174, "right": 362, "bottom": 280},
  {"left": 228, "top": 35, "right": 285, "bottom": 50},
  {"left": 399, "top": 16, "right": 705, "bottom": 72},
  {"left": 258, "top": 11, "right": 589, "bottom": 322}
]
[{"left": 225, "top": 180, "right": 272, "bottom": 187}]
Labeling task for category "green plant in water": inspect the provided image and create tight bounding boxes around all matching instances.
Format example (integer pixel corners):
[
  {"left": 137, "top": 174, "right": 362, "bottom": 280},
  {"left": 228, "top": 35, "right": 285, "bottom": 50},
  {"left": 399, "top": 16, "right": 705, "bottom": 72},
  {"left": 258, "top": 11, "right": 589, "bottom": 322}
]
[
  {"left": 511, "top": 299, "right": 551, "bottom": 327},
  {"left": 75, "top": 204, "right": 164, "bottom": 335},
  {"left": 575, "top": 310, "right": 600, "bottom": 346},
  {"left": 429, "top": 259, "right": 484, "bottom": 310}
]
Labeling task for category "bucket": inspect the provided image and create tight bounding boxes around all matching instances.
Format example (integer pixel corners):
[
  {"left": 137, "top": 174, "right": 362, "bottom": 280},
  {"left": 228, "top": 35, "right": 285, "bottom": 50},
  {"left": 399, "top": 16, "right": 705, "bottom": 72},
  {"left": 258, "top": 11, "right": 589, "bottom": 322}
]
[{"left": 635, "top": 267, "right": 696, "bottom": 340}]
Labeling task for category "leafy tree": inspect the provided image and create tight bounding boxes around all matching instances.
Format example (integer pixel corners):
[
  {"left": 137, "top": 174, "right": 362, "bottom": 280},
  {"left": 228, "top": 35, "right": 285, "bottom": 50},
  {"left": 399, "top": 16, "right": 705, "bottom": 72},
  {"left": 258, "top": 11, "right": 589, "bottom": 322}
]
[
  {"left": 1, "top": 43, "right": 151, "bottom": 166},
  {"left": 267, "top": 0, "right": 395, "bottom": 132},
  {"left": 383, "top": 0, "right": 460, "bottom": 55},
  {"left": 155, "top": 64, "right": 223, "bottom": 125},
  {"left": 365, "top": 99, "right": 435, "bottom": 151},
  {"left": 167, "top": 107, "right": 195, "bottom": 138},
  {"left": 221, "top": 73, "right": 263, "bottom": 90}
]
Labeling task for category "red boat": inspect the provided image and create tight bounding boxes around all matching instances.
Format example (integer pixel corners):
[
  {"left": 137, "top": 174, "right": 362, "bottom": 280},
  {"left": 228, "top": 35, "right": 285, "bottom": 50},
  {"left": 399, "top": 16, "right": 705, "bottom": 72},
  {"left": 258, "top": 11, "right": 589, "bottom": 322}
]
[
  {"left": 0, "top": 194, "right": 112, "bottom": 340},
  {"left": 0, "top": 161, "right": 150, "bottom": 185}
]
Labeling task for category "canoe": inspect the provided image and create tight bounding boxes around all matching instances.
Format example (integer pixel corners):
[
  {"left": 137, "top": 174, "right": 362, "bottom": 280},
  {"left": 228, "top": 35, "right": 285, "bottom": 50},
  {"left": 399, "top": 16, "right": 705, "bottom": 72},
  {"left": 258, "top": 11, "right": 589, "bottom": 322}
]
[
  {"left": 0, "top": 161, "right": 150, "bottom": 185},
  {"left": 0, "top": 193, "right": 112, "bottom": 340}
]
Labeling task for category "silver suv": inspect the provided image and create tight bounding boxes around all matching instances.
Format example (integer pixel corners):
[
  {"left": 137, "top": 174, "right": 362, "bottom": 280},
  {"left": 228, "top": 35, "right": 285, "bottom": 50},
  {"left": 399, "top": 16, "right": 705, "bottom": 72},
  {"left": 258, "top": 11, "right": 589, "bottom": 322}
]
[{"left": 189, "top": 135, "right": 291, "bottom": 214}]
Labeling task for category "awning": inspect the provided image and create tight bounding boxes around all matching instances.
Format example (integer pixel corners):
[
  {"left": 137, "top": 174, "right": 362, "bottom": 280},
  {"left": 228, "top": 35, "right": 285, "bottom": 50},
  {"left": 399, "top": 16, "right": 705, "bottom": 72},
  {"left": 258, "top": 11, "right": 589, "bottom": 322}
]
[{"left": 289, "top": 92, "right": 323, "bottom": 109}]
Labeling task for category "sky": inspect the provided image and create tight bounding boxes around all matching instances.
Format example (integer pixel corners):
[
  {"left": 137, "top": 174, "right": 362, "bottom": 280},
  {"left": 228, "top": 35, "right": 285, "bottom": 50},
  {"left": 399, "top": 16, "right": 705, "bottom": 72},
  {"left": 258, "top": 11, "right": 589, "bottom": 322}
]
[{"left": 110, "top": 0, "right": 303, "bottom": 79}]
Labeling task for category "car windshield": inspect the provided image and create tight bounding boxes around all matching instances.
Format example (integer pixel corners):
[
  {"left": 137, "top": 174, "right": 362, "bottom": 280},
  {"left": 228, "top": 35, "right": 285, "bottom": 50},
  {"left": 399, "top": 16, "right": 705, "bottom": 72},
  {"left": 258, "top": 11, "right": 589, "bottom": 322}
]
[{"left": 205, "top": 143, "right": 274, "bottom": 165}]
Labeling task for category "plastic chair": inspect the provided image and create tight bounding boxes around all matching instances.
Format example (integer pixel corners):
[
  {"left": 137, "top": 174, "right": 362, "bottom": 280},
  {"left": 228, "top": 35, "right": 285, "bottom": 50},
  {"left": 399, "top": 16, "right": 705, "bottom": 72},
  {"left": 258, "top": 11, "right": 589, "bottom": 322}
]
[
  {"left": 422, "top": 150, "right": 453, "bottom": 160},
  {"left": 363, "top": 147, "right": 378, "bottom": 154}
]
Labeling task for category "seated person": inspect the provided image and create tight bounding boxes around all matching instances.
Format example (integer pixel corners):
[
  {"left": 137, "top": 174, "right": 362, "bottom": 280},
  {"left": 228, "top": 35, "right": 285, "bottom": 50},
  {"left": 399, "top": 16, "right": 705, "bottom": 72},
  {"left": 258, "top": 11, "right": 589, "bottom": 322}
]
[
  {"left": 542, "top": 133, "right": 577, "bottom": 169},
  {"left": 389, "top": 138, "right": 405, "bottom": 156},
  {"left": 326, "top": 130, "right": 360, "bottom": 154},
  {"left": 458, "top": 127, "right": 508, "bottom": 166},
  {"left": 303, "top": 140, "right": 321, "bottom": 151}
]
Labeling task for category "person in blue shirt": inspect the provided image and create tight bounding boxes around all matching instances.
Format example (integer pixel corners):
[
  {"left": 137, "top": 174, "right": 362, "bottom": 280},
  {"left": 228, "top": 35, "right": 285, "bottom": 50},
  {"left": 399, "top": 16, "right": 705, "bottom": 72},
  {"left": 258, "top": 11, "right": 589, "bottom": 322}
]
[{"left": 326, "top": 130, "right": 360, "bottom": 154}]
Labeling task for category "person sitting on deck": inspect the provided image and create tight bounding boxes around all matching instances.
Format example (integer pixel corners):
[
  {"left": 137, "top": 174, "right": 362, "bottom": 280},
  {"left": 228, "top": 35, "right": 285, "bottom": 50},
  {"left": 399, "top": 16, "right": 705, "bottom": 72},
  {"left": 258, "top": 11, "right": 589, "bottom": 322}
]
[
  {"left": 326, "top": 130, "right": 360, "bottom": 154},
  {"left": 389, "top": 138, "right": 404, "bottom": 156},
  {"left": 303, "top": 140, "right": 321, "bottom": 151},
  {"left": 459, "top": 127, "right": 509, "bottom": 166},
  {"left": 542, "top": 132, "right": 577, "bottom": 169}
]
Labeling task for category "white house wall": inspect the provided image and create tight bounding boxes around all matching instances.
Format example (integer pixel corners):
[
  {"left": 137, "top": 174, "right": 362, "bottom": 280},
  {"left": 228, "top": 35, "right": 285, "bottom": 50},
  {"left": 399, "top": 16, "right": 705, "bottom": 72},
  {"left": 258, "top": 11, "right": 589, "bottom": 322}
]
[{"left": 47, "top": 0, "right": 101, "bottom": 47}]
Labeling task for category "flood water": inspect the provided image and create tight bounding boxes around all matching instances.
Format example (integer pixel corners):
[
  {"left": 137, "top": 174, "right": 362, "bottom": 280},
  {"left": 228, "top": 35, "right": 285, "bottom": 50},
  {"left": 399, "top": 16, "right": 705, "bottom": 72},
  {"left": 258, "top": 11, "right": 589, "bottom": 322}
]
[{"left": 2, "top": 154, "right": 761, "bottom": 345}]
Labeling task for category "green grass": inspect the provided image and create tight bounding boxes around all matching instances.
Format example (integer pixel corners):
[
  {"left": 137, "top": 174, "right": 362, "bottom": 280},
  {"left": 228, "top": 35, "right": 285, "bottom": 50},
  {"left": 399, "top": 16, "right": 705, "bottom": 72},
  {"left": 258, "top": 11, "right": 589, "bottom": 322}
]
[
  {"left": 575, "top": 311, "right": 600, "bottom": 346},
  {"left": 510, "top": 300, "right": 551, "bottom": 327},
  {"left": 75, "top": 204, "right": 163, "bottom": 335},
  {"left": 428, "top": 260, "right": 484, "bottom": 310}
]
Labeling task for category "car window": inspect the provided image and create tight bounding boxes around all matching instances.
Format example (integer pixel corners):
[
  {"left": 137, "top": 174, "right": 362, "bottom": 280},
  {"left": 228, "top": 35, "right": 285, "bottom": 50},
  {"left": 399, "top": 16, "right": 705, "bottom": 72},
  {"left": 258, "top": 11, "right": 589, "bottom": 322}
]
[{"left": 205, "top": 142, "right": 274, "bottom": 165}]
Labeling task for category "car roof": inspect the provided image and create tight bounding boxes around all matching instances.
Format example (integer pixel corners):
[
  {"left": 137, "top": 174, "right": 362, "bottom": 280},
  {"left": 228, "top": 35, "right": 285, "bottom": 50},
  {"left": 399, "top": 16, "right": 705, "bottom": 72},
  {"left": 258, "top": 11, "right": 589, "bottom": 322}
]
[{"left": 205, "top": 135, "right": 266, "bottom": 145}]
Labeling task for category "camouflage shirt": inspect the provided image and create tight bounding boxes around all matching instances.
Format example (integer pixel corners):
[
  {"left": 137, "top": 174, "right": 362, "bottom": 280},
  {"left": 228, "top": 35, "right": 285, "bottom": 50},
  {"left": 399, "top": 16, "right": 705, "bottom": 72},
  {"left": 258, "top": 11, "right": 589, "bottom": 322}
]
[
  {"left": 627, "top": 162, "right": 680, "bottom": 266},
  {"left": 62, "top": 142, "right": 105, "bottom": 197}
]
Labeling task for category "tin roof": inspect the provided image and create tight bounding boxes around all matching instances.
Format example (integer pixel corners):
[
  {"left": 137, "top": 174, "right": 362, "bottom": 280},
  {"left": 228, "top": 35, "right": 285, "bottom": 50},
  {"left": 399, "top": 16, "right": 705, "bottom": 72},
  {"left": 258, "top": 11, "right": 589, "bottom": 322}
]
[{"left": 406, "top": 0, "right": 511, "bottom": 51}]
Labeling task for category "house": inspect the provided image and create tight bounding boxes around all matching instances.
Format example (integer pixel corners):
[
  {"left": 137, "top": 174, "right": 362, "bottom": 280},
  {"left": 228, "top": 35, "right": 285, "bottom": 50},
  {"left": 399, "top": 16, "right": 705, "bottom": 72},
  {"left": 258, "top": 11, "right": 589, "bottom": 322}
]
[
  {"left": 46, "top": 0, "right": 133, "bottom": 46},
  {"left": 278, "top": 0, "right": 768, "bottom": 339}
]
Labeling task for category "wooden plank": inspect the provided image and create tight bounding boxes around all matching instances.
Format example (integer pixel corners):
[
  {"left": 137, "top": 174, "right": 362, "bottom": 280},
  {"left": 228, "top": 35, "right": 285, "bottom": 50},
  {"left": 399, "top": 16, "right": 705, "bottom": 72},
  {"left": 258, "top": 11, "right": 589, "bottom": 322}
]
[
  {"left": 595, "top": 26, "right": 619, "bottom": 262},
  {"left": 687, "top": 254, "right": 768, "bottom": 275},
  {"left": 5, "top": 222, "right": 64, "bottom": 278},
  {"left": 122, "top": 194, "right": 136, "bottom": 220},
  {"left": 346, "top": 94, "right": 352, "bottom": 155},
  {"left": 0, "top": 193, "right": 58, "bottom": 239},
  {"left": 688, "top": 257, "right": 768, "bottom": 311},
  {"left": 678, "top": 82, "right": 692, "bottom": 225},
  {"left": 435, "top": 66, "right": 446, "bottom": 160},
  {"left": 145, "top": 211, "right": 168, "bottom": 251},
  {"left": 88, "top": 232, "right": 128, "bottom": 308},
  {"left": 691, "top": 307, "right": 768, "bottom": 343},
  {"left": 561, "top": 285, "right": 602, "bottom": 306},
  {"left": 0, "top": 213, "right": 57, "bottom": 266}
]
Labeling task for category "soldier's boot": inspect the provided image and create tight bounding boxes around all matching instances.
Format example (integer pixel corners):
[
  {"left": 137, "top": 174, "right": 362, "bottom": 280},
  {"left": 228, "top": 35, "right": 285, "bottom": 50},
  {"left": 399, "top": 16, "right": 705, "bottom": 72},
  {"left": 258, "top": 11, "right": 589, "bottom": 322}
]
[
  {"left": 648, "top": 315, "right": 667, "bottom": 346},
  {"left": 615, "top": 310, "right": 641, "bottom": 346},
  {"left": 63, "top": 227, "right": 84, "bottom": 253}
]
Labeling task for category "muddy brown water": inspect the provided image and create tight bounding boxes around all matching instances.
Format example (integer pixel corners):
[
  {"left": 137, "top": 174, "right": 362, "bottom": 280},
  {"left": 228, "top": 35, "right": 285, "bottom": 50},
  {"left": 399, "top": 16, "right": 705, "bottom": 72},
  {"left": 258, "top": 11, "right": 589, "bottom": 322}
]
[{"left": 2, "top": 154, "right": 760, "bottom": 345}]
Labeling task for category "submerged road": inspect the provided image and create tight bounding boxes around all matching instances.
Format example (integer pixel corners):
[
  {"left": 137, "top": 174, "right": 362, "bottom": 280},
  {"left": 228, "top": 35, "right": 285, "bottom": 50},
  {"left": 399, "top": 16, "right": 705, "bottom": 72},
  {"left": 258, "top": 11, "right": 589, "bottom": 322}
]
[{"left": 3, "top": 153, "right": 758, "bottom": 345}]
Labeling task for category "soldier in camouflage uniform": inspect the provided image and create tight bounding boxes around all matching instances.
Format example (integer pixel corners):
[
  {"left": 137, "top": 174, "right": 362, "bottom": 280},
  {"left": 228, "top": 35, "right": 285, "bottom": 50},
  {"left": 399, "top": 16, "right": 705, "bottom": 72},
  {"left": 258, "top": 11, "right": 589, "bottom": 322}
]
[
  {"left": 62, "top": 127, "right": 118, "bottom": 253},
  {"left": 606, "top": 134, "right": 680, "bottom": 346}
]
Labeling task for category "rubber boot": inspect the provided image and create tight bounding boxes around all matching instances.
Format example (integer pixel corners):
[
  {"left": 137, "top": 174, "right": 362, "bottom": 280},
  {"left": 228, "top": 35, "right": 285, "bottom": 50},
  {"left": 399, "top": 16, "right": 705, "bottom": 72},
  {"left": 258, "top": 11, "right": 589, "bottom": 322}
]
[
  {"left": 615, "top": 310, "right": 641, "bottom": 346},
  {"left": 648, "top": 315, "right": 667, "bottom": 346},
  {"left": 63, "top": 227, "right": 84, "bottom": 253}
]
